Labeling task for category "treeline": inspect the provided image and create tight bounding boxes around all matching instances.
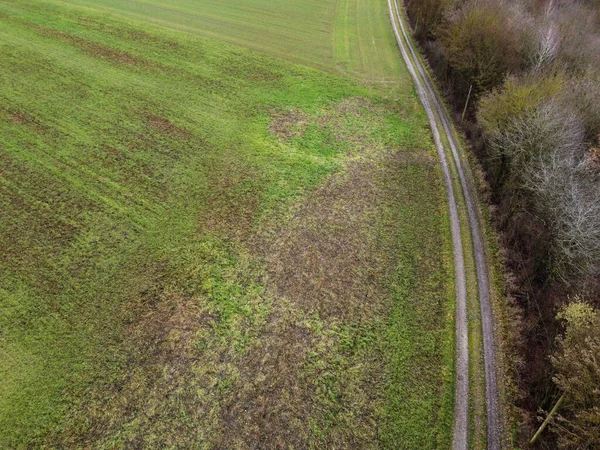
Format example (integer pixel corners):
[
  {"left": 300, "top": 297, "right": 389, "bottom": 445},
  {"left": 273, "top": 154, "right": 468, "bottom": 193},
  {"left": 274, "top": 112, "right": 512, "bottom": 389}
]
[{"left": 403, "top": 0, "right": 600, "bottom": 447}]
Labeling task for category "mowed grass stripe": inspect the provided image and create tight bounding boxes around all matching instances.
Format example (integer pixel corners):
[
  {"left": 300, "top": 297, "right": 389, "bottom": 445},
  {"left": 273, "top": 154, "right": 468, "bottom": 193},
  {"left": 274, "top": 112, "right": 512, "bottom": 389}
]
[
  {"left": 59, "top": 0, "right": 338, "bottom": 69},
  {"left": 0, "top": 25, "right": 169, "bottom": 223},
  {"left": 334, "top": 0, "right": 408, "bottom": 82},
  {"left": 1, "top": 0, "right": 455, "bottom": 448},
  {"left": 58, "top": 0, "right": 408, "bottom": 82}
]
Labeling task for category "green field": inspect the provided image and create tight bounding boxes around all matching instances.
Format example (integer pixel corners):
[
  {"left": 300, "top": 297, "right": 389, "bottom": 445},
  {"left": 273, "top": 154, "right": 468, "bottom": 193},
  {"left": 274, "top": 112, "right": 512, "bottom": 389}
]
[
  {"left": 58, "top": 0, "right": 408, "bottom": 81},
  {"left": 0, "top": 0, "right": 455, "bottom": 447}
]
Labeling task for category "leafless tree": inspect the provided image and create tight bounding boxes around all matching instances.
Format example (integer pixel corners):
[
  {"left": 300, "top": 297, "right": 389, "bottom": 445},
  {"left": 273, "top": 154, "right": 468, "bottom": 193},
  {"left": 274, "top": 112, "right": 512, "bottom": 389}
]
[
  {"left": 555, "top": 1, "right": 600, "bottom": 72},
  {"left": 489, "top": 101, "right": 582, "bottom": 176},
  {"left": 488, "top": 100, "right": 600, "bottom": 279},
  {"left": 567, "top": 74, "right": 600, "bottom": 142},
  {"left": 506, "top": 103, "right": 600, "bottom": 279},
  {"left": 532, "top": 1, "right": 561, "bottom": 71},
  {"left": 528, "top": 153, "right": 600, "bottom": 280}
]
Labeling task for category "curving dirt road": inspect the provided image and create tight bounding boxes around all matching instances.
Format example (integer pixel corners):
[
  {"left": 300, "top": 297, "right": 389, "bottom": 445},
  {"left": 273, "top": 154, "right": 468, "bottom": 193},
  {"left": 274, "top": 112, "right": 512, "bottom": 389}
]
[{"left": 386, "top": 1, "right": 501, "bottom": 449}]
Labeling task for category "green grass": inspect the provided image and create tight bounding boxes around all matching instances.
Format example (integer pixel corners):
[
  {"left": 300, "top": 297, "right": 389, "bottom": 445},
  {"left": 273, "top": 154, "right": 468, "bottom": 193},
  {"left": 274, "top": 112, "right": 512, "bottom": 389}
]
[
  {"left": 334, "top": 0, "right": 407, "bottom": 81},
  {"left": 0, "top": 0, "right": 456, "bottom": 447},
  {"left": 58, "top": 0, "right": 410, "bottom": 81},
  {"left": 59, "top": 0, "right": 339, "bottom": 70}
]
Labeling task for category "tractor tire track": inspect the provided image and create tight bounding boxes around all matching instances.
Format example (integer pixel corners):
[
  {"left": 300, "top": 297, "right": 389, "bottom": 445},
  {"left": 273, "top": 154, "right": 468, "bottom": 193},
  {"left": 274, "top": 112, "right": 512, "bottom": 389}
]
[{"left": 386, "top": 1, "right": 501, "bottom": 449}]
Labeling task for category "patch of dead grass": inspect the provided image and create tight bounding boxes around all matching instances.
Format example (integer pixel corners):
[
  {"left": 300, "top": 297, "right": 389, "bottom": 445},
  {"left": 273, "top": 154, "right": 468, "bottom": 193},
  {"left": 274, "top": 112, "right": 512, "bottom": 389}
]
[
  {"left": 46, "top": 287, "right": 225, "bottom": 448},
  {"left": 198, "top": 155, "right": 263, "bottom": 243},
  {"left": 269, "top": 98, "right": 385, "bottom": 155},
  {"left": 215, "top": 148, "right": 435, "bottom": 448},
  {"left": 43, "top": 144, "right": 440, "bottom": 448},
  {"left": 0, "top": 158, "right": 93, "bottom": 276},
  {"left": 218, "top": 308, "right": 315, "bottom": 449},
  {"left": 269, "top": 109, "right": 310, "bottom": 141},
  {"left": 265, "top": 157, "right": 390, "bottom": 321},
  {"left": 146, "top": 115, "right": 191, "bottom": 137}
]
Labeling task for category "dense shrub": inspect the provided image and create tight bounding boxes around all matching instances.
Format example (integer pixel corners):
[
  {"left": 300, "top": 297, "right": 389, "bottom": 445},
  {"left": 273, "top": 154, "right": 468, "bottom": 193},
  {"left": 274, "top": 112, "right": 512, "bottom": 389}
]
[
  {"left": 405, "top": 0, "right": 454, "bottom": 39},
  {"left": 440, "top": 0, "right": 525, "bottom": 94},
  {"left": 567, "top": 73, "right": 600, "bottom": 143},
  {"left": 551, "top": 302, "right": 600, "bottom": 448},
  {"left": 477, "top": 75, "right": 567, "bottom": 189},
  {"left": 555, "top": 2, "right": 600, "bottom": 73},
  {"left": 478, "top": 75, "right": 566, "bottom": 136}
]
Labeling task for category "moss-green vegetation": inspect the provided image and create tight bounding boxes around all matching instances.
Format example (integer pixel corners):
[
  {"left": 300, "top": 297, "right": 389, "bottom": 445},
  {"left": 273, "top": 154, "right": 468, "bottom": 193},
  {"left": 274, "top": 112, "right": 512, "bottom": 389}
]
[{"left": 1, "top": 0, "right": 455, "bottom": 447}]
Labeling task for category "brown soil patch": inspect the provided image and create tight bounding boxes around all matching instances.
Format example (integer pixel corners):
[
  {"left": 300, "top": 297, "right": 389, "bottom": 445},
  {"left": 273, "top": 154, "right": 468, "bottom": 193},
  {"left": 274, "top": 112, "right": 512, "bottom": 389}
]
[
  {"left": 14, "top": 18, "right": 156, "bottom": 68},
  {"left": 2, "top": 108, "right": 47, "bottom": 133},
  {"left": 76, "top": 17, "right": 180, "bottom": 49},
  {"left": 10, "top": 111, "right": 29, "bottom": 125},
  {"left": 146, "top": 115, "right": 191, "bottom": 137},
  {"left": 269, "top": 109, "right": 310, "bottom": 141},
  {"left": 219, "top": 311, "right": 315, "bottom": 449},
  {"left": 81, "top": 41, "right": 142, "bottom": 66},
  {"left": 48, "top": 288, "right": 221, "bottom": 448},
  {"left": 216, "top": 149, "right": 426, "bottom": 449},
  {"left": 265, "top": 157, "right": 393, "bottom": 321},
  {"left": 38, "top": 26, "right": 148, "bottom": 66}
]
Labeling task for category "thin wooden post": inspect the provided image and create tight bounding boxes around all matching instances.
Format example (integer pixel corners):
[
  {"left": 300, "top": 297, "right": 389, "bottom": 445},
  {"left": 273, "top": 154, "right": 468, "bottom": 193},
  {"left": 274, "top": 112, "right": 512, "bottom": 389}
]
[
  {"left": 461, "top": 84, "right": 473, "bottom": 123},
  {"left": 529, "top": 393, "right": 565, "bottom": 445}
]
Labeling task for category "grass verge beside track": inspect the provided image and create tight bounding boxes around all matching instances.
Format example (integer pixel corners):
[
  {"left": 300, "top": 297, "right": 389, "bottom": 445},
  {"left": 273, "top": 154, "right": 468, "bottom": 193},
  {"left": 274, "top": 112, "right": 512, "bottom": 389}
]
[{"left": 388, "top": 2, "right": 504, "bottom": 448}]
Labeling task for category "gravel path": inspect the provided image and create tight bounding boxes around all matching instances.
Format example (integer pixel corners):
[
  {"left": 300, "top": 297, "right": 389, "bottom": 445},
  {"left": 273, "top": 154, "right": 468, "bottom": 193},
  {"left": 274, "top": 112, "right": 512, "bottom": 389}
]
[{"left": 386, "top": 1, "right": 502, "bottom": 448}]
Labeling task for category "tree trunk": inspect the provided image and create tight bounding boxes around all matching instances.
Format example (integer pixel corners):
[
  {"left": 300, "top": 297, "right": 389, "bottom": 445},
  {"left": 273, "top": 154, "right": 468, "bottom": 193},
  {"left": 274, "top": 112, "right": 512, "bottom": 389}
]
[{"left": 529, "top": 393, "right": 565, "bottom": 445}]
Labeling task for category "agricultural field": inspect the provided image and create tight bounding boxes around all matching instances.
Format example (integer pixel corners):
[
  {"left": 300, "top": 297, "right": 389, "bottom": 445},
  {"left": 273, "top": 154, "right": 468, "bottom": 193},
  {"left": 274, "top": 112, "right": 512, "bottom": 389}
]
[
  {"left": 0, "top": 0, "right": 456, "bottom": 448},
  {"left": 59, "top": 0, "right": 407, "bottom": 79}
]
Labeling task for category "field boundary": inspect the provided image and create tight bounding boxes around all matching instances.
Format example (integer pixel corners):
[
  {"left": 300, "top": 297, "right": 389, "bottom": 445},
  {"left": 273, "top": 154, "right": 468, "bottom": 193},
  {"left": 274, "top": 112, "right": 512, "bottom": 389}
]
[{"left": 387, "top": 1, "right": 502, "bottom": 449}]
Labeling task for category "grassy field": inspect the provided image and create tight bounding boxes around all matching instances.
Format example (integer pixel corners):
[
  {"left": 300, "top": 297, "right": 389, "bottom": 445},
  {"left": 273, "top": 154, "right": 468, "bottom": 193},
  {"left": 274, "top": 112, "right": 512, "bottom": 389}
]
[
  {"left": 60, "top": 0, "right": 408, "bottom": 80},
  {"left": 0, "top": 0, "right": 455, "bottom": 447}
]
